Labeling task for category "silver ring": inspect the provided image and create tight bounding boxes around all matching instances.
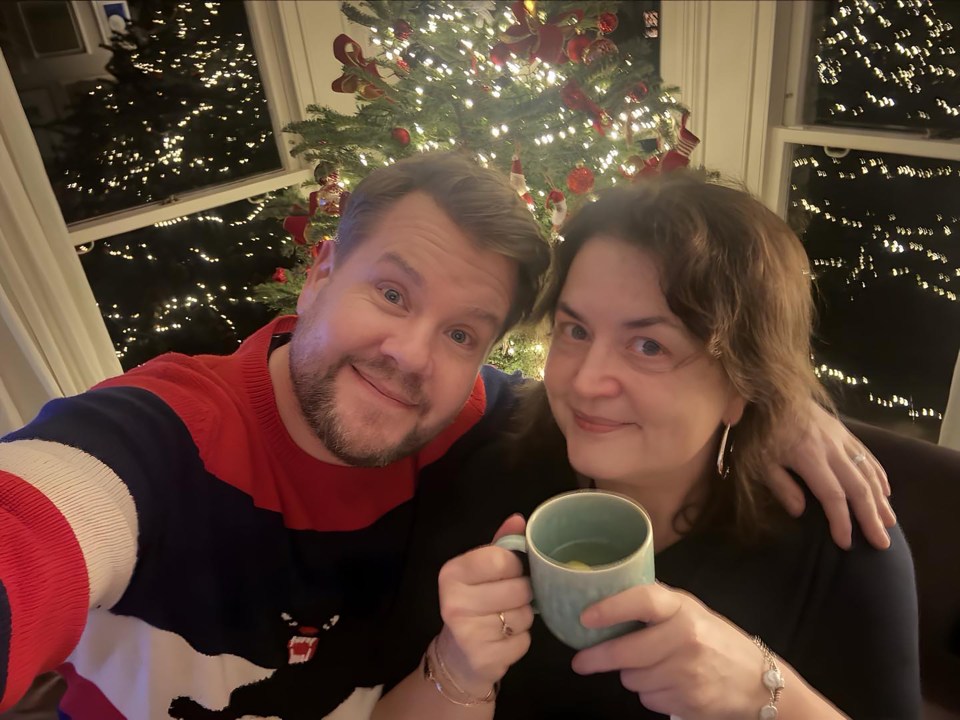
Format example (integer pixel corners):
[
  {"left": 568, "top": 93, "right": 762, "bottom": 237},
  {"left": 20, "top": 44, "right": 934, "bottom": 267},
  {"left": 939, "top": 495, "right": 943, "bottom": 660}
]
[
  {"left": 498, "top": 611, "right": 514, "bottom": 637},
  {"left": 851, "top": 452, "right": 867, "bottom": 466}
]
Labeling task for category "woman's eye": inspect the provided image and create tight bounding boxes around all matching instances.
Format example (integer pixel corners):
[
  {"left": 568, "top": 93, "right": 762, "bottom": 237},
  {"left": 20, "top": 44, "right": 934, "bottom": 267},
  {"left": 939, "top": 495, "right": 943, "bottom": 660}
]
[
  {"left": 632, "top": 338, "right": 664, "bottom": 356},
  {"left": 383, "top": 288, "right": 403, "bottom": 305},
  {"left": 561, "top": 323, "right": 588, "bottom": 341},
  {"left": 450, "top": 329, "right": 470, "bottom": 345}
]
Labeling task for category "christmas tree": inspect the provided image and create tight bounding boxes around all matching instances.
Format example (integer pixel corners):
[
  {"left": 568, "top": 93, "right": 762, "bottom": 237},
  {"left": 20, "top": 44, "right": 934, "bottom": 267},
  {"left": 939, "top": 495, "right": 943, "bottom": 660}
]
[
  {"left": 49, "top": 0, "right": 282, "bottom": 224},
  {"left": 790, "top": 0, "right": 960, "bottom": 439},
  {"left": 258, "top": 0, "right": 682, "bottom": 378}
]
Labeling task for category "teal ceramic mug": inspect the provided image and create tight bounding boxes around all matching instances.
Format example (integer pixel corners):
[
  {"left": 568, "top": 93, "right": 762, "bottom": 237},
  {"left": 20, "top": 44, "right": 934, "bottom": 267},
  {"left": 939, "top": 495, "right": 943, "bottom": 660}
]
[{"left": 494, "top": 489, "right": 655, "bottom": 650}]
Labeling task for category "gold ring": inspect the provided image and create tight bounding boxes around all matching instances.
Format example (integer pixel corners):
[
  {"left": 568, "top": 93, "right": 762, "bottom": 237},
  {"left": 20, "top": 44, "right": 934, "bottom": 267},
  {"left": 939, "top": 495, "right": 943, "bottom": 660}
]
[{"left": 498, "top": 611, "right": 514, "bottom": 637}]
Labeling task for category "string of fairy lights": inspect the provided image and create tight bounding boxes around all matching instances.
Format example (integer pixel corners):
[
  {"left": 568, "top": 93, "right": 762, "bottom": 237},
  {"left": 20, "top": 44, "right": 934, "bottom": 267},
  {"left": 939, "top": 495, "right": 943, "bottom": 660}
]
[
  {"left": 62, "top": 1, "right": 274, "bottom": 211},
  {"left": 794, "top": 167, "right": 959, "bottom": 306},
  {"left": 815, "top": 361, "right": 944, "bottom": 420},
  {"left": 815, "top": 0, "right": 958, "bottom": 121},
  {"left": 94, "top": 195, "right": 285, "bottom": 363},
  {"left": 794, "top": 0, "right": 959, "bottom": 425},
  {"left": 366, "top": 2, "right": 681, "bottom": 185}
]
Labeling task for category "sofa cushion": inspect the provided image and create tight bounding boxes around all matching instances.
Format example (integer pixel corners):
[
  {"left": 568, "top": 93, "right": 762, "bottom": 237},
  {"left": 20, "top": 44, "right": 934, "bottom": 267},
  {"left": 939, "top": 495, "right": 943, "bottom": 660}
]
[{"left": 849, "top": 419, "right": 960, "bottom": 713}]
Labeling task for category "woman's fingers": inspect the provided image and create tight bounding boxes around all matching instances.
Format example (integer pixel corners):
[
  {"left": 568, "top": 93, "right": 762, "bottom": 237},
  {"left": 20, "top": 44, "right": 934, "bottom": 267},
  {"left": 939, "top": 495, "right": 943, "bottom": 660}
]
[{"left": 761, "top": 462, "right": 807, "bottom": 517}]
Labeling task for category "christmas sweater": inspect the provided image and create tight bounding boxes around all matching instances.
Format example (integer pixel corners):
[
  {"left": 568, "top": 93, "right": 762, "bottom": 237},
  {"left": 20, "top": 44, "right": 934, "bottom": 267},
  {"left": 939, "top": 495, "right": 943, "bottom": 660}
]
[{"left": 0, "top": 315, "right": 521, "bottom": 720}]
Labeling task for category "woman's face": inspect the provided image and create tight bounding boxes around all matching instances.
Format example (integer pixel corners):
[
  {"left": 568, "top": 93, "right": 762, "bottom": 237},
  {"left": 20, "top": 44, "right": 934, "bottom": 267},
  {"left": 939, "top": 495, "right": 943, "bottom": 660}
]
[{"left": 543, "top": 235, "right": 746, "bottom": 486}]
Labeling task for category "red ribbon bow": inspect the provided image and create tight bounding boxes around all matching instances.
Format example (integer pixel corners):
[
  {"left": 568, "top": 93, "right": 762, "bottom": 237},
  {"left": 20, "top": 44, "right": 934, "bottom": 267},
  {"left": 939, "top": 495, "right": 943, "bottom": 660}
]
[
  {"left": 560, "top": 79, "right": 612, "bottom": 136},
  {"left": 490, "top": 1, "right": 584, "bottom": 66},
  {"left": 331, "top": 34, "right": 384, "bottom": 100}
]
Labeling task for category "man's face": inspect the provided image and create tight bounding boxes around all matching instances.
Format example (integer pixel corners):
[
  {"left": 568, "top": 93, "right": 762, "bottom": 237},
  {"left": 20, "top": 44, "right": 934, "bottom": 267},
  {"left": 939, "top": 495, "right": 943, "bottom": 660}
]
[{"left": 289, "top": 192, "right": 517, "bottom": 467}]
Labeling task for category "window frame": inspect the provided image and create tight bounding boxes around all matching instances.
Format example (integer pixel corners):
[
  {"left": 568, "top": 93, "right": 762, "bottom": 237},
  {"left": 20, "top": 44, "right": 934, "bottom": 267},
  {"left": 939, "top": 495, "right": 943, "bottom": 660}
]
[
  {"left": 62, "top": 0, "right": 322, "bottom": 247},
  {"left": 760, "top": 0, "right": 960, "bottom": 215}
]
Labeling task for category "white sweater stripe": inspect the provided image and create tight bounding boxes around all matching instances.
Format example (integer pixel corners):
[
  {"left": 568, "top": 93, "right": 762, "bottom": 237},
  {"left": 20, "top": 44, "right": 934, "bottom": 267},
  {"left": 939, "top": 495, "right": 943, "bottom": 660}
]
[{"left": 0, "top": 439, "right": 138, "bottom": 609}]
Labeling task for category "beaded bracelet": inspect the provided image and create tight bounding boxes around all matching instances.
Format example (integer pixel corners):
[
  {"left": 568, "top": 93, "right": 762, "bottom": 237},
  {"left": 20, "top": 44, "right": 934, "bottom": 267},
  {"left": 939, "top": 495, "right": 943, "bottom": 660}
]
[
  {"left": 753, "top": 636, "right": 785, "bottom": 719},
  {"left": 422, "top": 637, "right": 498, "bottom": 707}
]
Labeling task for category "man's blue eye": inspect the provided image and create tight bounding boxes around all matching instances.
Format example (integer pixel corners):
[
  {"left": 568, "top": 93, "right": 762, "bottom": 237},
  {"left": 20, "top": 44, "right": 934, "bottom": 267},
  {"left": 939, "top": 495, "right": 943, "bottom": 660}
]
[
  {"left": 450, "top": 329, "right": 469, "bottom": 345},
  {"left": 383, "top": 288, "right": 402, "bottom": 304},
  {"left": 567, "top": 324, "right": 588, "bottom": 341}
]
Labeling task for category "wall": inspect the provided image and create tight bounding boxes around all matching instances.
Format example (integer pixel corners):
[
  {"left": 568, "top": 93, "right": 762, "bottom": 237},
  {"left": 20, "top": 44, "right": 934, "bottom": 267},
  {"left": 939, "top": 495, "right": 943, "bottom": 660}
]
[
  {"left": 276, "top": 0, "right": 371, "bottom": 116},
  {"left": 659, "top": 0, "right": 778, "bottom": 194}
]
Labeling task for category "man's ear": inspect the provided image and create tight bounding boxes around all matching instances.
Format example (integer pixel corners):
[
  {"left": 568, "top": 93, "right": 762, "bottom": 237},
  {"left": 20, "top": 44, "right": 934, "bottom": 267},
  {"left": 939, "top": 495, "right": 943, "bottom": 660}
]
[{"left": 297, "top": 241, "right": 336, "bottom": 315}]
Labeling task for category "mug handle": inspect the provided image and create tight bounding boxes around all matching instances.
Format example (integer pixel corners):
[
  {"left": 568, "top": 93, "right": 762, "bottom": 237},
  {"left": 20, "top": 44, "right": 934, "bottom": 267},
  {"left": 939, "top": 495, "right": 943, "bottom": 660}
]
[
  {"left": 493, "top": 534, "right": 538, "bottom": 614},
  {"left": 493, "top": 533, "right": 527, "bottom": 554}
]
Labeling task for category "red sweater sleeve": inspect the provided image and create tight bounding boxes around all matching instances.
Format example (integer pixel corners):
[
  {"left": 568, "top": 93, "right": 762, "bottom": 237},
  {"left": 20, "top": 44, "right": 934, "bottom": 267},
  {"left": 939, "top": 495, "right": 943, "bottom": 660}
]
[{"left": 0, "top": 469, "right": 89, "bottom": 711}]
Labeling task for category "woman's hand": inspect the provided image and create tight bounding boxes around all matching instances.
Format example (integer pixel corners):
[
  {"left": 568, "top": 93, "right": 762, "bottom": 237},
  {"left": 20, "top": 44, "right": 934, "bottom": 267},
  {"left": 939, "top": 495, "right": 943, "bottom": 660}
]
[
  {"left": 764, "top": 402, "right": 895, "bottom": 550},
  {"left": 570, "top": 582, "right": 776, "bottom": 720},
  {"left": 434, "top": 514, "right": 536, "bottom": 697}
]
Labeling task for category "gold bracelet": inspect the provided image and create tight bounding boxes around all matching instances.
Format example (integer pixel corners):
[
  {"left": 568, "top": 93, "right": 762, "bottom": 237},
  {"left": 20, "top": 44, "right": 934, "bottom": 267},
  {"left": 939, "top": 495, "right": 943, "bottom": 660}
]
[
  {"left": 753, "top": 636, "right": 785, "bottom": 719},
  {"left": 422, "top": 637, "right": 498, "bottom": 706},
  {"left": 433, "top": 633, "right": 471, "bottom": 697}
]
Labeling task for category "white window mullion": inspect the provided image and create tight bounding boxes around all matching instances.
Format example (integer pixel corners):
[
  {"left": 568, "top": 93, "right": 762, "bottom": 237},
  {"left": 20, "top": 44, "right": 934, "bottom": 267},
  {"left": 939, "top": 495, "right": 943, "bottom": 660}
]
[
  {"left": 65, "top": 167, "right": 312, "bottom": 247},
  {"left": 771, "top": 126, "right": 960, "bottom": 162}
]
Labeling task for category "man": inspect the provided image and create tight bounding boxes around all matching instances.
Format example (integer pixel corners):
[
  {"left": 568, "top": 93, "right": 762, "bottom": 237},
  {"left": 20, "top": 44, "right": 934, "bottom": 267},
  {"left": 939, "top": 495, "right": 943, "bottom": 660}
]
[{"left": 0, "top": 153, "right": 892, "bottom": 720}]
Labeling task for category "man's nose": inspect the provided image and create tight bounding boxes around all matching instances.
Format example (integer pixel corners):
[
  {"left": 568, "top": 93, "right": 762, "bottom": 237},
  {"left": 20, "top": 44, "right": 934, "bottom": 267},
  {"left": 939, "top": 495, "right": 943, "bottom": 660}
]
[{"left": 379, "top": 320, "right": 434, "bottom": 377}]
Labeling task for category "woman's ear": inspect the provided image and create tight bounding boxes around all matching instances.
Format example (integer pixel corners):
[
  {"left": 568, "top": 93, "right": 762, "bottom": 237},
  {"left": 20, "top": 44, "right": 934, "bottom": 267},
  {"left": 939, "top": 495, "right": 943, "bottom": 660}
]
[
  {"left": 296, "top": 241, "right": 336, "bottom": 315},
  {"left": 723, "top": 392, "right": 748, "bottom": 428}
]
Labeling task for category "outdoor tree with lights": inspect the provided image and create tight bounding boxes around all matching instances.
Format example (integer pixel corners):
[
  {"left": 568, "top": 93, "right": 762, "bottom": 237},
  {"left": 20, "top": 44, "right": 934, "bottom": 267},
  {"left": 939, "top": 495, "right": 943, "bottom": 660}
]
[
  {"left": 48, "top": 0, "right": 293, "bottom": 369},
  {"left": 790, "top": 0, "right": 959, "bottom": 437}
]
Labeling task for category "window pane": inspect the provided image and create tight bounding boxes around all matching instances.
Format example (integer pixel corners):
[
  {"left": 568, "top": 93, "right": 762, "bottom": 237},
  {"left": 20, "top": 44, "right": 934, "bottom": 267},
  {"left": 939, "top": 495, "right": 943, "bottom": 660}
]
[
  {"left": 609, "top": 1, "right": 660, "bottom": 73},
  {"left": 4, "top": 0, "right": 282, "bottom": 224},
  {"left": 788, "top": 144, "right": 959, "bottom": 440},
  {"left": 803, "top": 0, "right": 960, "bottom": 135},
  {"left": 80, "top": 192, "right": 296, "bottom": 370}
]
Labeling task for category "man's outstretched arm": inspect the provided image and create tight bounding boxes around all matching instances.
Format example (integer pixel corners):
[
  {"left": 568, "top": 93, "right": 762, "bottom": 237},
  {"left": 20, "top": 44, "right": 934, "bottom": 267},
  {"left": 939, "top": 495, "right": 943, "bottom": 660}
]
[{"left": 0, "top": 443, "right": 137, "bottom": 710}]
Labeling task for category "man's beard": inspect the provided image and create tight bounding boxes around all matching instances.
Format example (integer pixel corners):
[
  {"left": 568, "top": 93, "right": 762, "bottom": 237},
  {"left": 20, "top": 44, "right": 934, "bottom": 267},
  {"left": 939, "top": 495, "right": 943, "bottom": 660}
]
[{"left": 289, "top": 348, "right": 437, "bottom": 467}]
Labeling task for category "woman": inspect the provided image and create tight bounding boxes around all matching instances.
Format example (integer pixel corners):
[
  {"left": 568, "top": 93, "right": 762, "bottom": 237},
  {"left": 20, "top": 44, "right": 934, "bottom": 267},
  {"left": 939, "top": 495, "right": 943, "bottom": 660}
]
[{"left": 372, "top": 173, "right": 920, "bottom": 719}]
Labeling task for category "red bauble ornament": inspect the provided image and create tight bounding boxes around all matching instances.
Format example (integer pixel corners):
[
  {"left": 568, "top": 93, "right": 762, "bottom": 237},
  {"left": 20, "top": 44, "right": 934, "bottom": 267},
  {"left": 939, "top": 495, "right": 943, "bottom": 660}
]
[
  {"left": 583, "top": 37, "right": 618, "bottom": 64},
  {"left": 630, "top": 81, "right": 650, "bottom": 101},
  {"left": 391, "top": 127, "right": 411, "bottom": 146},
  {"left": 272, "top": 268, "right": 288, "bottom": 284},
  {"left": 393, "top": 19, "right": 412, "bottom": 41},
  {"left": 565, "top": 34, "right": 592, "bottom": 63},
  {"left": 566, "top": 166, "right": 595, "bottom": 195},
  {"left": 396, "top": 57, "right": 410, "bottom": 72},
  {"left": 598, "top": 12, "right": 619, "bottom": 34}
]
